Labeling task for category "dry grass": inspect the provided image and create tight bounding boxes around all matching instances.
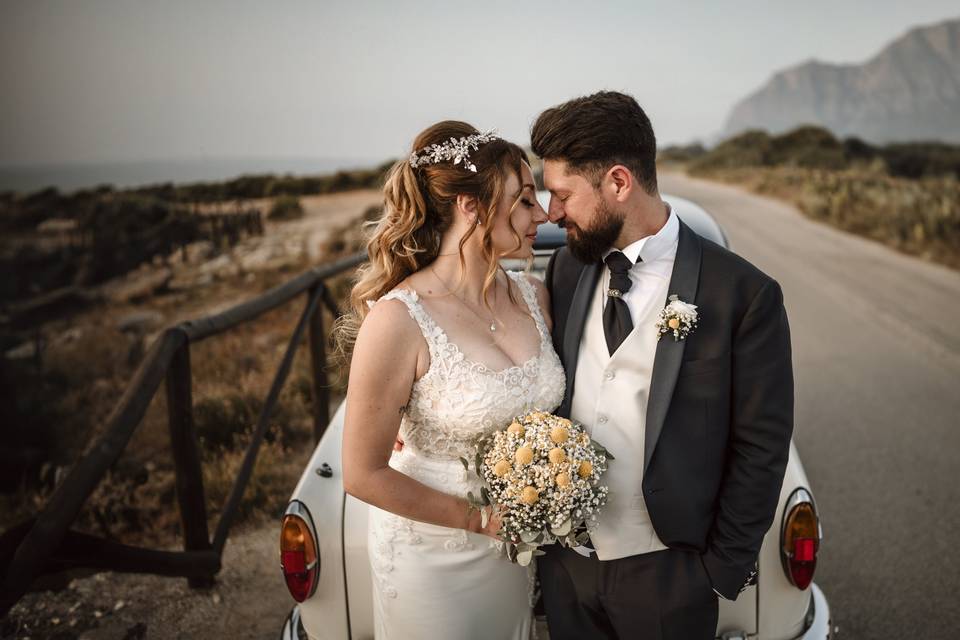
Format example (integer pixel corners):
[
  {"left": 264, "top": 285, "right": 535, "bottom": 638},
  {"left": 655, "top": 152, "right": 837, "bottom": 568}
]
[{"left": 687, "top": 165, "right": 960, "bottom": 270}]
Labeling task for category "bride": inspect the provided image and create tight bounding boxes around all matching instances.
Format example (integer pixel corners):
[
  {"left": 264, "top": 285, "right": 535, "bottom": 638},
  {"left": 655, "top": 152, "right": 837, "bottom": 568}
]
[{"left": 337, "top": 121, "right": 565, "bottom": 638}]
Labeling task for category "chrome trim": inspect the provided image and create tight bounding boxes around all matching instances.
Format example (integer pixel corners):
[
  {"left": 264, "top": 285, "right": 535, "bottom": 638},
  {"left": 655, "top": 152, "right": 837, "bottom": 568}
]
[
  {"left": 797, "top": 583, "right": 832, "bottom": 639},
  {"left": 281, "top": 500, "right": 321, "bottom": 599},
  {"left": 279, "top": 604, "right": 305, "bottom": 640},
  {"left": 784, "top": 487, "right": 815, "bottom": 516}
]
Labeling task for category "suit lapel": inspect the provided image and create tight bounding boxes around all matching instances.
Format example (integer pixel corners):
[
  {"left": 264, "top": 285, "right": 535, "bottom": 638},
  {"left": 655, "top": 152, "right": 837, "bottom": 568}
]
[
  {"left": 643, "top": 220, "right": 702, "bottom": 474},
  {"left": 558, "top": 262, "right": 601, "bottom": 417}
]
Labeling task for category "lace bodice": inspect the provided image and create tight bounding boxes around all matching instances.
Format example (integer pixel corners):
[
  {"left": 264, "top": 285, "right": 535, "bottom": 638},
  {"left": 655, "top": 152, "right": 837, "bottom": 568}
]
[{"left": 375, "top": 271, "right": 566, "bottom": 461}]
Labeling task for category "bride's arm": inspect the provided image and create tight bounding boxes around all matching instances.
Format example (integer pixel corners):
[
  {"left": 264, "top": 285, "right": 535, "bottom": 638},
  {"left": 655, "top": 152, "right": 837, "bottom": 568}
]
[{"left": 341, "top": 298, "right": 495, "bottom": 535}]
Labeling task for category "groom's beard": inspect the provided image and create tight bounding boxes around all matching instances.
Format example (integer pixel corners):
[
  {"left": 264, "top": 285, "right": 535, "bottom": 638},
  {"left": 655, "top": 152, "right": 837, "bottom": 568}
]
[{"left": 563, "top": 198, "right": 625, "bottom": 264}]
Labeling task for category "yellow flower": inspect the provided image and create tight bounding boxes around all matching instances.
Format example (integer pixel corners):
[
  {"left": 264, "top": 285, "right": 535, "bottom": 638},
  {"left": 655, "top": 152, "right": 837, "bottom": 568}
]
[
  {"left": 548, "top": 447, "right": 567, "bottom": 464},
  {"left": 493, "top": 460, "right": 511, "bottom": 477},
  {"left": 507, "top": 421, "right": 525, "bottom": 436},
  {"left": 550, "top": 426, "right": 569, "bottom": 444},
  {"left": 521, "top": 486, "right": 540, "bottom": 505},
  {"left": 668, "top": 317, "right": 681, "bottom": 330},
  {"left": 515, "top": 446, "right": 534, "bottom": 466},
  {"left": 578, "top": 460, "right": 593, "bottom": 479},
  {"left": 555, "top": 472, "right": 571, "bottom": 488}
]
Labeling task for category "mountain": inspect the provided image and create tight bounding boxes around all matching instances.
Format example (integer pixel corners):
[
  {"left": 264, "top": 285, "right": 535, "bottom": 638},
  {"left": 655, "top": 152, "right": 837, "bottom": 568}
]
[{"left": 722, "top": 17, "right": 960, "bottom": 143}]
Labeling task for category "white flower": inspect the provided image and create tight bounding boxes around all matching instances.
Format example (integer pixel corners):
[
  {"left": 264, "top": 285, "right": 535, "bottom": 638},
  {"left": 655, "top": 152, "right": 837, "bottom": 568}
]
[
  {"left": 656, "top": 294, "right": 699, "bottom": 342},
  {"left": 665, "top": 298, "right": 697, "bottom": 317}
]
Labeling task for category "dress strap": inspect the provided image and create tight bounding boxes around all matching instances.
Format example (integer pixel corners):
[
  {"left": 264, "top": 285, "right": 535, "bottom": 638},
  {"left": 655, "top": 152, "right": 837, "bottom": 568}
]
[
  {"left": 506, "top": 271, "right": 550, "bottom": 343},
  {"left": 374, "top": 288, "right": 442, "bottom": 352}
]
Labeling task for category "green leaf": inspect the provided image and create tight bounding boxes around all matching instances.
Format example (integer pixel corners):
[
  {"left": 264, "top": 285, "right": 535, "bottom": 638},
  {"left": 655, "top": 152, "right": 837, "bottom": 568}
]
[
  {"left": 551, "top": 519, "right": 572, "bottom": 536},
  {"left": 459, "top": 456, "right": 469, "bottom": 470},
  {"left": 480, "top": 508, "right": 490, "bottom": 529},
  {"left": 516, "top": 550, "right": 534, "bottom": 566},
  {"left": 520, "top": 530, "right": 539, "bottom": 544}
]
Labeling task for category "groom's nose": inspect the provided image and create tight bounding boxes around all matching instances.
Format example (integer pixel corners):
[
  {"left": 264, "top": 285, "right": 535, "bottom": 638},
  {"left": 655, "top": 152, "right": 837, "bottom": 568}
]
[{"left": 548, "top": 196, "right": 565, "bottom": 224}]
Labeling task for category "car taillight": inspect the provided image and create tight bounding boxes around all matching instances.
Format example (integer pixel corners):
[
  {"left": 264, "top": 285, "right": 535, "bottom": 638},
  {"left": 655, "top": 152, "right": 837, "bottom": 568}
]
[
  {"left": 281, "top": 501, "right": 320, "bottom": 602},
  {"left": 780, "top": 488, "right": 820, "bottom": 590}
]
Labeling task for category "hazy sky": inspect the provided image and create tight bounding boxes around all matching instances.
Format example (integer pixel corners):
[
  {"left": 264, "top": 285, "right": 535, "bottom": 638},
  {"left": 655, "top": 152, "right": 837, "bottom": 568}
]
[{"left": 1, "top": 1, "right": 958, "bottom": 167}]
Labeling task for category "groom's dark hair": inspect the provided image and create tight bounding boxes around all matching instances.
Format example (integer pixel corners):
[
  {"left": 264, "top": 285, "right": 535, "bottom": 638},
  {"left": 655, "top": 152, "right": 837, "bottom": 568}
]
[{"left": 531, "top": 91, "right": 658, "bottom": 195}]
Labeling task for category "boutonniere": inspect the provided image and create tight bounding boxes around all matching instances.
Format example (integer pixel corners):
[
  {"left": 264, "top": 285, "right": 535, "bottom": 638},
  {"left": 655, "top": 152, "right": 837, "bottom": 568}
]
[{"left": 656, "top": 294, "right": 698, "bottom": 341}]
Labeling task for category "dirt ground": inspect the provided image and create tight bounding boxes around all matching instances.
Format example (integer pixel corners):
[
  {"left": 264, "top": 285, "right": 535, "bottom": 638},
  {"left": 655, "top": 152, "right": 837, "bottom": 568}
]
[{"left": 5, "top": 522, "right": 292, "bottom": 640}]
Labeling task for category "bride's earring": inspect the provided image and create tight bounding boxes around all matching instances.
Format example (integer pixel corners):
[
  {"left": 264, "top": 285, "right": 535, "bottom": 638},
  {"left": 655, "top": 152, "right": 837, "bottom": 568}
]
[{"left": 475, "top": 216, "right": 482, "bottom": 226}]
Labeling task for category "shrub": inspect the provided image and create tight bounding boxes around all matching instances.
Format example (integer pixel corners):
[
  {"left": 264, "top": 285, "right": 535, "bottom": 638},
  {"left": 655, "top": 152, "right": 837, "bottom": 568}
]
[{"left": 267, "top": 195, "right": 304, "bottom": 221}]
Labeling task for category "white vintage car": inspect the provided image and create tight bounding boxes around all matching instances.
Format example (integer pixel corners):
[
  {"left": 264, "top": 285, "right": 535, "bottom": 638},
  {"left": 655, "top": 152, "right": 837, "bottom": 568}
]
[{"left": 279, "top": 194, "right": 832, "bottom": 640}]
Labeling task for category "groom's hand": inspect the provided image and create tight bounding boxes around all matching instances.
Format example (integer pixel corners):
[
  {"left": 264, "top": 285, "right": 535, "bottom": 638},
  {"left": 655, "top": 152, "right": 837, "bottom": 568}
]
[{"left": 467, "top": 505, "right": 504, "bottom": 539}]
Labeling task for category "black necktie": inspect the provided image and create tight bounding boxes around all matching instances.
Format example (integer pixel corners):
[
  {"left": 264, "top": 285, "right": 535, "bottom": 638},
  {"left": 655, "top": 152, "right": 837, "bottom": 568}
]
[{"left": 603, "top": 251, "right": 638, "bottom": 355}]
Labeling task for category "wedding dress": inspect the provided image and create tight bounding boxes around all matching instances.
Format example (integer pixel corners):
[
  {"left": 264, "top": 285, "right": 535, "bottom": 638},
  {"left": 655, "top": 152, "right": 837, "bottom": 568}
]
[{"left": 366, "top": 271, "right": 565, "bottom": 639}]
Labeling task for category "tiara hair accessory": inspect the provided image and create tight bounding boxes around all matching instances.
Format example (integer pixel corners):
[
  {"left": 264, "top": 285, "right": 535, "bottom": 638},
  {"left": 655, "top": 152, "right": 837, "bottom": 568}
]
[{"left": 408, "top": 130, "right": 500, "bottom": 173}]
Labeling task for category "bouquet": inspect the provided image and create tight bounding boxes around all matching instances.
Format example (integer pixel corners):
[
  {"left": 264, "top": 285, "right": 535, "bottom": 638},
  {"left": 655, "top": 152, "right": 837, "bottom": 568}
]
[{"left": 461, "top": 410, "right": 613, "bottom": 566}]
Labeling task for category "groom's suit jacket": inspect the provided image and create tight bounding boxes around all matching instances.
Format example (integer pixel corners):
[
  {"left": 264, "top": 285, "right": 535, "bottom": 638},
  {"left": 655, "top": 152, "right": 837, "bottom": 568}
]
[{"left": 545, "top": 219, "right": 794, "bottom": 600}]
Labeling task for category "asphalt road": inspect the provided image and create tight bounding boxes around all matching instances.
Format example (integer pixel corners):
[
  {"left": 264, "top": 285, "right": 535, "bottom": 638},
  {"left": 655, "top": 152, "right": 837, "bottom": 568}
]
[{"left": 660, "top": 173, "right": 960, "bottom": 639}]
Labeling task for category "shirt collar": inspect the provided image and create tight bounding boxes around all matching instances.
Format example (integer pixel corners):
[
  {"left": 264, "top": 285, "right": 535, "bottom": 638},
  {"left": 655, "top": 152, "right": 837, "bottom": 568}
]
[{"left": 604, "top": 203, "right": 679, "bottom": 265}]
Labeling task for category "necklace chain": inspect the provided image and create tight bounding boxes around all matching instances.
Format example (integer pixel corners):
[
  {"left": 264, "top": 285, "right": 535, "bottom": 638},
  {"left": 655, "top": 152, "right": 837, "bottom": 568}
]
[{"left": 430, "top": 267, "right": 499, "bottom": 332}]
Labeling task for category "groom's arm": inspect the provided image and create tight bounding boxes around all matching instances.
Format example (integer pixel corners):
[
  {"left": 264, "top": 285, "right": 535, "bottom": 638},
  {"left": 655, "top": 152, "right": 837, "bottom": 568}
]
[{"left": 702, "top": 278, "right": 794, "bottom": 600}]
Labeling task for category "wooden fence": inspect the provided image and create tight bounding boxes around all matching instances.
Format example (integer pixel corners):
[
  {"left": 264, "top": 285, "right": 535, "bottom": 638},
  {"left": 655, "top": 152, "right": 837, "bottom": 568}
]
[{"left": 0, "top": 251, "right": 366, "bottom": 616}]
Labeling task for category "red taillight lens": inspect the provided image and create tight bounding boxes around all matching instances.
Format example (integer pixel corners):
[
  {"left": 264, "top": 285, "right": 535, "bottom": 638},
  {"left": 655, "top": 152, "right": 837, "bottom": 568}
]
[
  {"left": 781, "top": 498, "right": 819, "bottom": 590},
  {"left": 281, "top": 511, "right": 319, "bottom": 602}
]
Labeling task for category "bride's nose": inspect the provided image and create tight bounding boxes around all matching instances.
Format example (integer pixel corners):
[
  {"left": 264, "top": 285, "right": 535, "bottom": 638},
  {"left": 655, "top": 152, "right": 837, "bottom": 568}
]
[{"left": 533, "top": 199, "right": 548, "bottom": 224}]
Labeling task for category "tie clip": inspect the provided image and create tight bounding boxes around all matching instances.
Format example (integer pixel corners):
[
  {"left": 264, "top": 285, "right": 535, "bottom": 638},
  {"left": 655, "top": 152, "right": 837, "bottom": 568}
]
[{"left": 607, "top": 289, "right": 624, "bottom": 298}]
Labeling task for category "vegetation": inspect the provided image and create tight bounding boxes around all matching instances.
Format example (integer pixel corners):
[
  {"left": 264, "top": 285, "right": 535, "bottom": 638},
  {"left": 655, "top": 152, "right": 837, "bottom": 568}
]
[
  {"left": 131, "top": 161, "right": 394, "bottom": 203},
  {"left": 267, "top": 194, "right": 304, "bottom": 221},
  {"left": 683, "top": 126, "right": 960, "bottom": 179},
  {"left": 666, "top": 126, "right": 960, "bottom": 269}
]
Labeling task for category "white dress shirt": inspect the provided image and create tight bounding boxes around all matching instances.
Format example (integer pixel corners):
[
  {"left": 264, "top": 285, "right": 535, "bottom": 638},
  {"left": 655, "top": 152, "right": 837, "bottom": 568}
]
[{"left": 600, "top": 204, "right": 679, "bottom": 326}]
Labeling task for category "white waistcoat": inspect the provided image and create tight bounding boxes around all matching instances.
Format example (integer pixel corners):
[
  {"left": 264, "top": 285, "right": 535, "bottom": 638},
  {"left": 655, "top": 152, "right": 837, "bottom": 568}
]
[{"left": 569, "top": 275, "right": 669, "bottom": 561}]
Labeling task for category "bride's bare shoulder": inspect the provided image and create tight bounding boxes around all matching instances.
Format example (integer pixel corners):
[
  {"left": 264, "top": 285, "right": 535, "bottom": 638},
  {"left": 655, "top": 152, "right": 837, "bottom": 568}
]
[{"left": 359, "top": 289, "right": 420, "bottom": 343}]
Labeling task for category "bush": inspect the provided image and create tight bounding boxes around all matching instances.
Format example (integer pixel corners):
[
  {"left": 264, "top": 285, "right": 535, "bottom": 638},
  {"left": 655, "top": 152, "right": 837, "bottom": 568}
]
[
  {"left": 268, "top": 195, "right": 304, "bottom": 221},
  {"left": 658, "top": 143, "right": 707, "bottom": 164},
  {"left": 690, "top": 130, "right": 774, "bottom": 171},
  {"left": 881, "top": 143, "right": 960, "bottom": 180}
]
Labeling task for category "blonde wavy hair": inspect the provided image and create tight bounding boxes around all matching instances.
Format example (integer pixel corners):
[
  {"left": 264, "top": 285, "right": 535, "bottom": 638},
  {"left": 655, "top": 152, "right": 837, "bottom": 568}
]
[{"left": 333, "top": 120, "right": 531, "bottom": 363}]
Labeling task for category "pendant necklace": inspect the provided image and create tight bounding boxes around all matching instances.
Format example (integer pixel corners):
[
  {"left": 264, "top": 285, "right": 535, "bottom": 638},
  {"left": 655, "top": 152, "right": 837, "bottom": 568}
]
[{"left": 430, "top": 267, "right": 500, "bottom": 332}]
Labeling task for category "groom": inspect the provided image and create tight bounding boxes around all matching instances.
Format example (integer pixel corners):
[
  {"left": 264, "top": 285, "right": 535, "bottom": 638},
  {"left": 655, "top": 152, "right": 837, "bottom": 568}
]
[{"left": 533, "top": 91, "right": 794, "bottom": 639}]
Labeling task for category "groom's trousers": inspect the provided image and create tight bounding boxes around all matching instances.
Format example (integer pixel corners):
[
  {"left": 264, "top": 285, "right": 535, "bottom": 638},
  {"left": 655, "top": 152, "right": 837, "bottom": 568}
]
[{"left": 539, "top": 545, "right": 718, "bottom": 640}]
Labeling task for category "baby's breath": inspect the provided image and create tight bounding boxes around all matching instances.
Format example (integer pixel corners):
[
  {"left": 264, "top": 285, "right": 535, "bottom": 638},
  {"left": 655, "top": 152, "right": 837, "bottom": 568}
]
[{"left": 466, "top": 410, "right": 614, "bottom": 565}]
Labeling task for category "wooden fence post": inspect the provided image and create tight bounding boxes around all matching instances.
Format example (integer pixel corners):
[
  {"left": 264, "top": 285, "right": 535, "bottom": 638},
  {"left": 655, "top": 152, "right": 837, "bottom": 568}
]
[
  {"left": 165, "top": 338, "right": 214, "bottom": 588},
  {"left": 308, "top": 285, "right": 330, "bottom": 443}
]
